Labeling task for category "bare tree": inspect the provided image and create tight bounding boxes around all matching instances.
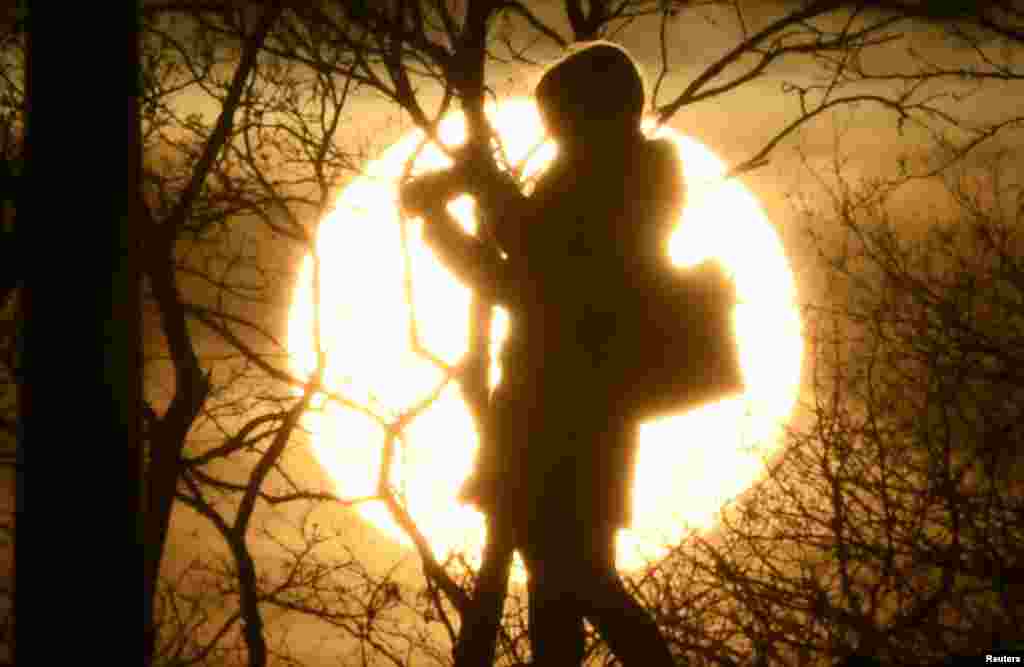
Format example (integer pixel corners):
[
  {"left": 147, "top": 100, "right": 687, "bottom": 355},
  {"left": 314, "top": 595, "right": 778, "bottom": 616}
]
[{"left": 135, "top": 4, "right": 476, "bottom": 665}]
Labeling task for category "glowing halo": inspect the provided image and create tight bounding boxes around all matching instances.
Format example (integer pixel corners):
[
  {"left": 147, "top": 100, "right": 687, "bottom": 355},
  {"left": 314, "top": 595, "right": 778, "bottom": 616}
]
[{"left": 287, "top": 98, "right": 802, "bottom": 575}]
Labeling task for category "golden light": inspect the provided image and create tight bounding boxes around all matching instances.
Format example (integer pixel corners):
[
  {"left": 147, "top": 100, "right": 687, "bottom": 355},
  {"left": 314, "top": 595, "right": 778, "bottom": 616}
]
[{"left": 288, "top": 99, "right": 802, "bottom": 574}]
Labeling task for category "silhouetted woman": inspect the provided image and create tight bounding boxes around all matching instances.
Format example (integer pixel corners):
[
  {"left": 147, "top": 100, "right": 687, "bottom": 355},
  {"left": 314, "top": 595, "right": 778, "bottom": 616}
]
[{"left": 402, "top": 42, "right": 685, "bottom": 667}]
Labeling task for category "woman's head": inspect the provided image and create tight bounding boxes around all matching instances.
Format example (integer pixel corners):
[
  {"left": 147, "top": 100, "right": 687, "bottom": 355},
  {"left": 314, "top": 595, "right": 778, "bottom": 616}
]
[{"left": 535, "top": 42, "right": 645, "bottom": 149}]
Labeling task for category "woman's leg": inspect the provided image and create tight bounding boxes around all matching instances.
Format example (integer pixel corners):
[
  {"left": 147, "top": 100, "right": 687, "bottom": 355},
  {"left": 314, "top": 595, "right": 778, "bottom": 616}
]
[
  {"left": 578, "top": 522, "right": 677, "bottom": 667},
  {"left": 521, "top": 527, "right": 587, "bottom": 667},
  {"left": 453, "top": 515, "right": 516, "bottom": 667}
]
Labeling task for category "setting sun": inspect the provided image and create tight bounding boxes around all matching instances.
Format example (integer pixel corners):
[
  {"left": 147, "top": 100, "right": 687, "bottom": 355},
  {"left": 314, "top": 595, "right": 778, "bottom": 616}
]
[{"left": 287, "top": 99, "right": 802, "bottom": 575}]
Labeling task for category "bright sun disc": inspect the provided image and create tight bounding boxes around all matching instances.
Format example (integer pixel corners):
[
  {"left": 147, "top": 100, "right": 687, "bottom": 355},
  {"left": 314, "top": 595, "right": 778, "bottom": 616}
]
[{"left": 288, "top": 99, "right": 802, "bottom": 575}]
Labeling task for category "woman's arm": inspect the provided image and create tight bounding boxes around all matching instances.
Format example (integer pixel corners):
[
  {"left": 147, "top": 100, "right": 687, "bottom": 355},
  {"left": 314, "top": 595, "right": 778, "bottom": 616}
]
[
  {"left": 481, "top": 178, "right": 530, "bottom": 261},
  {"left": 402, "top": 160, "right": 530, "bottom": 261},
  {"left": 420, "top": 205, "right": 514, "bottom": 305},
  {"left": 400, "top": 170, "right": 516, "bottom": 305}
]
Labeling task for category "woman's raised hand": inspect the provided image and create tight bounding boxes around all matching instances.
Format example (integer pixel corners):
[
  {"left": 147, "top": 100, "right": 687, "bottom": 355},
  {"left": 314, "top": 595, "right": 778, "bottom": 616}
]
[{"left": 399, "top": 167, "right": 468, "bottom": 216}]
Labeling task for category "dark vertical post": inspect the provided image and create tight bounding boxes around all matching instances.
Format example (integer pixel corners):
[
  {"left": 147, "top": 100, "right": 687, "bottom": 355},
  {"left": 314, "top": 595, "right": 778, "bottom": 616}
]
[{"left": 18, "top": 2, "right": 142, "bottom": 665}]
